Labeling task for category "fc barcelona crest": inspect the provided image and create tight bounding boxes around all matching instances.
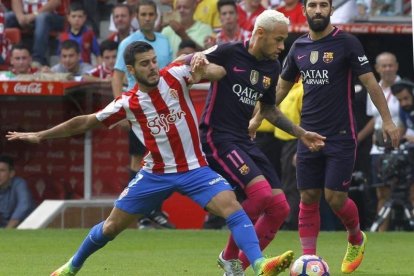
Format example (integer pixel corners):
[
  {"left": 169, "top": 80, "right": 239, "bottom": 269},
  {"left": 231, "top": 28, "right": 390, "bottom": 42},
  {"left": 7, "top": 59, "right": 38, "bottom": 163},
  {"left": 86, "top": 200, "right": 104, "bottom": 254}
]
[
  {"left": 239, "top": 164, "right": 250, "bottom": 175},
  {"left": 310, "top": 51, "right": 319, "bottom": 64},
  {"left": 250, "top": 70, "right": 259, "bottom": 85},
  {"left": 262, "top": 76, "right": 271, "bottom": 89},
  {"left": 323, "top": 52, "right": 334, "bottom": 63}
]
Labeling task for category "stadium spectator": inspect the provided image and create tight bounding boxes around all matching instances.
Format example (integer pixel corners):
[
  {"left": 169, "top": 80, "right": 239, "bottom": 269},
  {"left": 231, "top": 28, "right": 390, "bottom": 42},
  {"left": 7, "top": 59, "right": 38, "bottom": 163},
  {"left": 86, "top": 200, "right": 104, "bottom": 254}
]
[
  {"left": 83, "top": 40, "right": 118, "bottom": 82},
  {"left": 390, "top": 79, "right": 414, "bottom": 216},
  {"left": 9, "top": 43, "right": 39, "bottom": 74},
  {"left": 107, "top": 4, "right": 135, "bottom": 43},
  {"left": 51, "top": 39, "right": 93, "bottom": 77},
  {"left": 0, "top": 155, "right": 34, "bottom": 229},
  {"left": 266, "top": 0, "right": 400, "bottom": 273},
  {"left": 367, "top": 52, "right": 403, "bottom": 232},
  {"left": 109, "top": 0, "right": 163, "bottom": 33},
  {"left": 370, "top": 0, "right": 406, "bottom": 16},
  {"left": 7, "top": 41, "right": 293, "bottom": 276},
  {"left": 112, "top": 0, "right": 174, "bottom": 229},
  {"left": 161, "top": 0, "right": 213, "bottom": 57},
  {"left": 0, "top": 3, "right": 12, "bottom": 67},
  {"left": 194, "top": 0, "right": 221, "bottom": 30},
  {"left": 113, "top": 0, "right": 172, "bottom": 94},
  {"left": 109, "top": 0, "right": 140, "bottom": 32},
  {"left": 58, "top": 2, "right": 100, "bottom": 64},
  {"left": 355, "top": 0, "right": 370, "bottom": 20},
  {"left": 79, "top": 0, "right": 100, "bottom": 36},
  {"left": 276, "top": 0, "right": 306, "bottom": 24},
  {"left": 204, "top": 0, "right": 251, "bottom": 49},
  {"left": 236, "top": 0, "right": 266, "bottom": 32},
  {"left": 4, "top": 0, "right": 65, "bottom": 66},
  {"left": 198, "top": 10, "right": 325, "bottom": 274},
  {"left": 176, "top": 39, "right": 197, "bottom": 56}
]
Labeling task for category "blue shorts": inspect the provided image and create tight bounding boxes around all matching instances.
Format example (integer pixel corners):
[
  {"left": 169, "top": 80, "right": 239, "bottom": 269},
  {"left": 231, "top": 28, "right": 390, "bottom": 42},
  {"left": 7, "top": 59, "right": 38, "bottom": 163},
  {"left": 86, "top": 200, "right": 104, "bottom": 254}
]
[
  {"left": 296, "top": 139, "right": 356, "bottom": 192},
  {"left": 115, "top": 166, "right": 233, "bottom": 215},
  {"left": 202, "top": 140, "right": 282, "bottom": 191}
]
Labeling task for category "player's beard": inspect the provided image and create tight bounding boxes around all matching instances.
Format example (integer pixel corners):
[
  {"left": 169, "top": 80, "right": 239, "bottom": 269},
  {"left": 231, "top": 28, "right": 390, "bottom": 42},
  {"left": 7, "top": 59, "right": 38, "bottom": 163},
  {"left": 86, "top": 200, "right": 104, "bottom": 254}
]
[
  {"left": 306, "top": 14, "right": 330, "bottom": 32},
  {"left": 135, "top": 73, "right": 160, "bottom": 88}
]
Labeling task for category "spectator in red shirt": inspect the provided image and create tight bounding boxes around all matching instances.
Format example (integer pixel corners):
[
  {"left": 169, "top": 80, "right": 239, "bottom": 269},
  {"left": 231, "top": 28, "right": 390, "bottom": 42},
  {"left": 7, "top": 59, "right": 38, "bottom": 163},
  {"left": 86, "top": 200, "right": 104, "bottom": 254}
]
[
  {"left": 276, "top": 0, "right": 306, "bottom": 24},
  {"left": 9, "top": 43, "right": 39, "bottom": 74},
  {"left": 205, "top": 0, "right": 251, "bottom": 48},
  {"left": 83, "top": 40, "right": 118, "bottom": 82},
  {"left": 236, "top": 0, "right": 266, "bottom": 31},
  {"left": 0, "top": 3, "right": 12, "bottom": 67}
]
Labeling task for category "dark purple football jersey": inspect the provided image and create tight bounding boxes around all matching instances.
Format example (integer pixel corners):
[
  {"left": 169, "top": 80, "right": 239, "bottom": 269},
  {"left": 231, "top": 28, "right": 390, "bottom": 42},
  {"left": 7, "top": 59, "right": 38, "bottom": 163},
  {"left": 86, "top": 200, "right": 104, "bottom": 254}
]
[
  {"left": 201, "top": 41, "right": 280, "bottom": 142},
  {"left": 281, "top": 27, "right": 372, "bottom": 139}
]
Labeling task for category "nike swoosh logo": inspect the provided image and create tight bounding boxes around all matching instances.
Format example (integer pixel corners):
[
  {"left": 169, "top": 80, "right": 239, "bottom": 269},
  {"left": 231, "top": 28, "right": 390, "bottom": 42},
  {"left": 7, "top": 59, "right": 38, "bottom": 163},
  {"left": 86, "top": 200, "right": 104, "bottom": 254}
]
[
  {"left": 342, "top": 179, "right": 351, "bottom": 187},
  {"left": 243, "top": 224, "right": 253, "bottom": 228},
  {"left": 297, "top": 55, "right": 306, "bottom": 60},
  {"left": 233, "top": 66, "right": 246, "bottom": 72}
]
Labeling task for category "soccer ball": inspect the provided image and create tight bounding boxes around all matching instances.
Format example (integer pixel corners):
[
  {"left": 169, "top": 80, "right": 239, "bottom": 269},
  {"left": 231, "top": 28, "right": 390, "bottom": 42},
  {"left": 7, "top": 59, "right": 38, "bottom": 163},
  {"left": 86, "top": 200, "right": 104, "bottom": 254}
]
[{"left": 290, "top": 255, "right": 330, "bottom": 276}]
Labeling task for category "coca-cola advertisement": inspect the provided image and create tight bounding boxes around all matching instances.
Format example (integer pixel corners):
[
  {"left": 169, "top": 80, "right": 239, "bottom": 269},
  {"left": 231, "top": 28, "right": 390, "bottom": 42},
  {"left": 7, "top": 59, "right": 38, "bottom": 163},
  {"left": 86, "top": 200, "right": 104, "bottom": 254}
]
[
  {"left": 0, "top": 82, "right": 129, "bottom": 203},
  {"left": 13, "top": 82, "right": 43, "bottom": 94}
]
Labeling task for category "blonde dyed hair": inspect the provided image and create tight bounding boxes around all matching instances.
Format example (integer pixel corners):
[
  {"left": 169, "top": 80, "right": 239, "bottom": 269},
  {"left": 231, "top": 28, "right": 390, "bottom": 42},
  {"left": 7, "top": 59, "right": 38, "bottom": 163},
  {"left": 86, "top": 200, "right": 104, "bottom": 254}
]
[{"left": 252, "top": 10, "right": 290, "bottom": 35}]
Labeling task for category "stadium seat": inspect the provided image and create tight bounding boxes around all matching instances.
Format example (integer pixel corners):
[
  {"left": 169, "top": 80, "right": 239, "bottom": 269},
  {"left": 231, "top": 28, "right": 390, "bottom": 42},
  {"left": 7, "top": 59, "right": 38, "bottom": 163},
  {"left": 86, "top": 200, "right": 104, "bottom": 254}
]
[{"left": 5, "top": 28, "right": 21, "bottom": 44}]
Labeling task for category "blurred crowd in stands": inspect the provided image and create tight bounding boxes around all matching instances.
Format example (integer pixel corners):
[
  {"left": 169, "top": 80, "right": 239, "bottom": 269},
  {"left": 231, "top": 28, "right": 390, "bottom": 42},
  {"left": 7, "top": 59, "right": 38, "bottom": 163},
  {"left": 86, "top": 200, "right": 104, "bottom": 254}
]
[
  {"left": 0, "top": 0, "right": 411, "bottom": 80},
  {"left": 0, "top": 0, "right": 412, "bottom": 229}
]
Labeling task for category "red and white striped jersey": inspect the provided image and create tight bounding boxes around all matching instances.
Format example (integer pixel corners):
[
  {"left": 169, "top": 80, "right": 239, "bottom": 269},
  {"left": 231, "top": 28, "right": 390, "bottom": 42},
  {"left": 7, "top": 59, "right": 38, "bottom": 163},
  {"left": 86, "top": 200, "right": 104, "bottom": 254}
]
[
  {"left": 22, "top": 0, "right": 49, "bottom": 14},
  {"left": 86, "top": 64, "right": 113, "bottom": 79},
  {"left": 96, "top": 62, "right": 208, "bottom": 174}
]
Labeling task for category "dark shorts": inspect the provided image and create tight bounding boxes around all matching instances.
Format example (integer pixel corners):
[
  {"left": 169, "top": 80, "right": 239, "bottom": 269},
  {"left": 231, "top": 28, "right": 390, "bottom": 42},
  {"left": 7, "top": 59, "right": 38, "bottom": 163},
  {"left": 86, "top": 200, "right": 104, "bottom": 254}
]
[
  {"left": 296, "top": 138, "right": 356, "bottom": 192},
  {"left": 129, "top": 129, "right": 146, "bottom": 156},
  {"left": 202, "top": 140, "right": 282, "bottom": 192}
]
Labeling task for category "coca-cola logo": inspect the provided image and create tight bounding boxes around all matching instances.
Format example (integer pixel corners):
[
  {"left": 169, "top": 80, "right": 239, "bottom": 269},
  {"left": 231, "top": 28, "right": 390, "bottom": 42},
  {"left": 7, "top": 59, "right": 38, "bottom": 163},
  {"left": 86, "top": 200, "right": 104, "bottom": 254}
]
[{"left": 14, "top": 82, "right": 42, "bottom": 94}]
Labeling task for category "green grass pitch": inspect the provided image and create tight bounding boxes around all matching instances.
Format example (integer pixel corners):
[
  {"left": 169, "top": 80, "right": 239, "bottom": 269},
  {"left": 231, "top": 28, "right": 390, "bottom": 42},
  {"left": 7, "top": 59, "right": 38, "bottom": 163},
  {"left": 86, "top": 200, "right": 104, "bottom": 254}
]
[{"left": 0, "top": 230, "right": 413, "bottom": 275}]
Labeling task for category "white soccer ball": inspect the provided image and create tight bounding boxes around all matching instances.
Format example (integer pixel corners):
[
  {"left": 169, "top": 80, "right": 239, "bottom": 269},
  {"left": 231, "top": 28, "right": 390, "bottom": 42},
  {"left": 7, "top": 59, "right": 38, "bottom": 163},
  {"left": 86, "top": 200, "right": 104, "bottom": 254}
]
[{"left": 290, "top": 255, "right": 330, "bottom": 276}]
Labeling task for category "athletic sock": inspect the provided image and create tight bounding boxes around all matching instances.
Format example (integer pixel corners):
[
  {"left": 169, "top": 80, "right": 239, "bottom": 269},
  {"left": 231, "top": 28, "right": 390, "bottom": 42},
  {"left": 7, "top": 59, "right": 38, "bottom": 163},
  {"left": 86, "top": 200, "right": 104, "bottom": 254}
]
[
  {"left": 226, "top": 209, "right": 262, "bottom": 266},
  {"left": 71, "top": 221, "right": 113, "bottom": 268},
  {"left": 298, "top": 202, "right": 320, "bottom": 255},
  {"left": 222, "top": 181, "right": 272, "bottom": 260},
  {"left": 238, "top": 193, "right": 290, "bottom": 269},
  {"left": 334, "top": 198, "right": 362, "bottom": 245}
]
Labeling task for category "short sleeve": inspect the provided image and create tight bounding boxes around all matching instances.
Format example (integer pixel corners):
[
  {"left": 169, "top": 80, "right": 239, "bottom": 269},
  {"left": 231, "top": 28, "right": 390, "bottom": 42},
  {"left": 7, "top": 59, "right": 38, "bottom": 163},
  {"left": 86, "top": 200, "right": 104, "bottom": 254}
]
[
  {"left": 281, "top": 44, "right": 300, "bottom": 82},
  {"left": 345, "top": 34, "right": 372, "bottom": 77},
  {"left": 205, "top": 43, "right": 233, "bottom": 66},
  {"left": 96, "top": 97, "right": 127, "bottom": 128}
]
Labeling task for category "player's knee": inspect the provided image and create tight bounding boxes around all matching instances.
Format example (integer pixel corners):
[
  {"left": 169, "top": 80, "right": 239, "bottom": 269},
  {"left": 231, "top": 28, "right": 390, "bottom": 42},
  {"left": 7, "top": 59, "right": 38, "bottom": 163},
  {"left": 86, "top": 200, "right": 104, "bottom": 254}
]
[
  {"left": 266, "top": 195, "right": 290, "bottom": 220},
  {"left": 102, "top": 220, "right": 122, "bottom": 238},
  {"left": 242, "top": 184, "right": 273, "bottom": 219},
  {"left": 208, "top": 190, "right": 241, "bottom": 218},
  {"left": 300, "top": 189, "right": 322, "bottom": 204},
  {"left": 325, "top": 193, "right": 347, "bottom": 211}
]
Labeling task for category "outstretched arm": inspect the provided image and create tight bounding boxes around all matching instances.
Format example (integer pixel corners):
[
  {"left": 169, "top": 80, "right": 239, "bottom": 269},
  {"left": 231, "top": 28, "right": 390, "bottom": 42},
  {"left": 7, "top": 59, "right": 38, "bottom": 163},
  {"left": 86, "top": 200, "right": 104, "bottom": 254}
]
[
  {"left": 260, "top": 102, "right": 326, "bottom": 151},
  {"left": 6, "top": 114, "right": 102, "bottom": 143},
  {"left": 360, "top": 72, "right": 400, "bottom": 148}
]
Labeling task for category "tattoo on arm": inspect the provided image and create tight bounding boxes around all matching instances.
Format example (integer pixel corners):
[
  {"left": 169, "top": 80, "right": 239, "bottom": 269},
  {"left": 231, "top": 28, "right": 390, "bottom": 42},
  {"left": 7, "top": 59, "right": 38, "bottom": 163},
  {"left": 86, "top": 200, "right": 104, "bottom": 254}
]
[{"left": 261, "top": 104, "right": 303, "bottom": 137}]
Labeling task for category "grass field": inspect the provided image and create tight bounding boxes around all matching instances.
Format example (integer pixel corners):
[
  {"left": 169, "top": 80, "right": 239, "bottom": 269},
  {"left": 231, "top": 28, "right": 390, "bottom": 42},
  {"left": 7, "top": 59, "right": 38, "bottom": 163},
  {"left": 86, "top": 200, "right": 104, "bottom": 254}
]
[{"left": 0, "top": 229, "right": 413, "bottom": 275}]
